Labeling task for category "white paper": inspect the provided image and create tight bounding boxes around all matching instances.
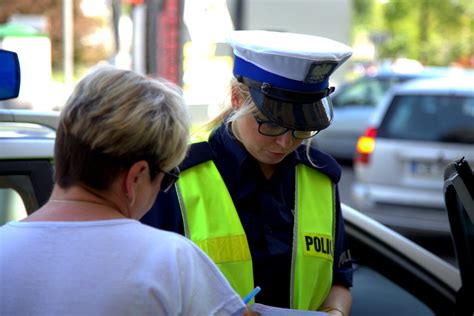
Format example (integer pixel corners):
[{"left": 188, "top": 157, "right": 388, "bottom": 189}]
[{"left": 251, "top": 303, "right": 329, "bottom": 316}]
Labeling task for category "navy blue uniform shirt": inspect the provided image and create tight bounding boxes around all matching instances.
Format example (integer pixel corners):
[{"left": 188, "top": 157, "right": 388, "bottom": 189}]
[{"left": 141, "top": 124, "right": 353, "bottom": 308}]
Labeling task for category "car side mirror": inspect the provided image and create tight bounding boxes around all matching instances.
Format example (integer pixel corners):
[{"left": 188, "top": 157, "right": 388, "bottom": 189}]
[
  {"left": 0, "top": 49, "right": 21, "bottom": 100},
  {"left": 443, "top": 157, "right": 474, "bottom": 316}
]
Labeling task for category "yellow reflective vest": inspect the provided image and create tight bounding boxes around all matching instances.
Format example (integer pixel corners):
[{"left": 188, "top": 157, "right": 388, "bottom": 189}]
[{"left": 176, "top": 159, "right": 335, "bottom": 310}]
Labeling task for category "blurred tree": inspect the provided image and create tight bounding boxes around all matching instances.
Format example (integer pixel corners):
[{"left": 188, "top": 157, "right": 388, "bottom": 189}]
[
  {"left": 0, "top": 0, "right": 111, "bottom": 71},
  {"left": 353, "top": 0, "right": 376, "bottom": 28},
  {"left": 352, "top": 0, "right": 474, "bottom": 67}
]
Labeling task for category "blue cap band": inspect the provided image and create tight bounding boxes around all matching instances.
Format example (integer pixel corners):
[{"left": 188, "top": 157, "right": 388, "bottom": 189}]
[{"left": 233, "top": 55, "right": 329, "bottom": 92}]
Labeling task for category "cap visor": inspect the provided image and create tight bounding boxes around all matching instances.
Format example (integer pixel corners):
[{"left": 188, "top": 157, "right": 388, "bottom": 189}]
[{"left": 249, "top": 87, "right": 333, "bottom": 131}]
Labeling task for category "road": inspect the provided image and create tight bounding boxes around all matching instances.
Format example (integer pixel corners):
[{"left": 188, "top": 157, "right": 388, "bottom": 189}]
[{"left": 338, "top": 162, "right": 457, "bottom": 266}]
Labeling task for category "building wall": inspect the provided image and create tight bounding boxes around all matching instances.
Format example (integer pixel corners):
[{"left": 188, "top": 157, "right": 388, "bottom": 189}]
[{"left": 237, "top": 0, "right": 353, "bottom": 85}]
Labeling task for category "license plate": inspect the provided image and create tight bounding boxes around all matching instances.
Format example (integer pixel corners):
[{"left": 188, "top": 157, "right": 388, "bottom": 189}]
[{"left": 409, "top": 160, "right": 443, "bottom": 179}]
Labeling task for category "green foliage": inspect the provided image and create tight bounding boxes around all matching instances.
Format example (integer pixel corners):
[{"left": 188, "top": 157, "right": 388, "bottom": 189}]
[
  {"left": 352, "top": 0, "right": 474, "bottom": 67},
  {"left": 353, "top": 0, "right": 376, "bottom": 26},
  {"left": 383, "top": 1, "right": 412, "bottom": 24}
]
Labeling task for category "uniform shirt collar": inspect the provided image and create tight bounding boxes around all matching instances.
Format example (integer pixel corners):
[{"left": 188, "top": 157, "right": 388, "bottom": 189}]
[
  {"left": 211, "top": 123, "right": 252, "bottom": 170},
  {"left": 210, "top": 123, "right": 299, "bottom": 171}
]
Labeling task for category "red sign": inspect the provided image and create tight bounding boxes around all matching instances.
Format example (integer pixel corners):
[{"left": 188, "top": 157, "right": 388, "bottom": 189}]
[
  {"left": 123, "top": 0, "right": 144, "bottom": 5},
  {"left": 156, "top": 0, "right": 180, "bottom": 84}
]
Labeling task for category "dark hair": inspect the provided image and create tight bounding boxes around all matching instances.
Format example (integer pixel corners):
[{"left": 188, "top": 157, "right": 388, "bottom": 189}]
[{"left": 54, "top": 125, "right": 160, "bottom": 190}]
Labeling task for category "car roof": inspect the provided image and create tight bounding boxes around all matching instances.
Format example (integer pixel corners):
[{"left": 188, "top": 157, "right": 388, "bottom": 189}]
[
  {"left": 0, "top": 109, "right": 58, "bottom": 160},
  {"left": 359, "top": 66, "right": 468, "bottom": 79},
  {"left": 392, "top": 75, "right": 474, "bottom": 96},
  {"left": 0, "top": 138, "right": 55, "bottom": 159},
  {"left": 0, "top": 109, "right": 60, "bottom": 130},
  {"left": 339, "top": 71, "right": 433, "bottom": 86}
]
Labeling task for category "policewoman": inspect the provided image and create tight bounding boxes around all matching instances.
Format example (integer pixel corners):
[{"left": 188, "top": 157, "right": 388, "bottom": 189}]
[{"left": 142, "top": 30, "right": 353, "bottom": 315}]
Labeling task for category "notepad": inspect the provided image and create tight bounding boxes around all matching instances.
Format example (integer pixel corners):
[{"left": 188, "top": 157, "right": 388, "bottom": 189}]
[{"left": 251, "top": 303, "right": 328, "bottom": 315}]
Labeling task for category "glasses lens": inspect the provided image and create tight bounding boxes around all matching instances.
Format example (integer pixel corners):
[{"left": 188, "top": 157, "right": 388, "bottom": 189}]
[
  {"left": 160, "top": 167, "right": 180, "bottom": 193},
  {"left": 292, "top": 130, "right": 318, "bottom": 139},
  {"left": 255, "top": 115, "right": 317, "bottom": 139},
  {"left": 258, "top": 121, "right": 288, "bottom": 136}
]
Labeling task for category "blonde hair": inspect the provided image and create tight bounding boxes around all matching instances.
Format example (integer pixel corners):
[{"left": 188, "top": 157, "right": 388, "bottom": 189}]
[
  {"left": 200, "top": 78, "right": 255, "bottom": 138},
  {"left": 56, "top": 66, "right": 190, "bottom": 188},
  {"left": 201, "top": 78, "right": 315, "bottom": 162}
]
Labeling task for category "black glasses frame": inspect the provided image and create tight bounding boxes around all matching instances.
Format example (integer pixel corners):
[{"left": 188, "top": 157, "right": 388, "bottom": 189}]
[
  {"left": 253, "top": 116, "right": 318, "bottom": 139},
  {"left": 159, "top": 167, "right": 180, "bottom": 192}
]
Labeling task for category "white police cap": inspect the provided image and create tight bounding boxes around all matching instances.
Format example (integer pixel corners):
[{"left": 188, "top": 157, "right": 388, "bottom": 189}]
[{"left": 227, "top": 30, "right": 352, "bottom": 131}]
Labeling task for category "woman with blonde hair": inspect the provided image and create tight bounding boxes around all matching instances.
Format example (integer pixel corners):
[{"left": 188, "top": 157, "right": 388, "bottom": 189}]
[
  {"left": 0, "top": 66, "right": 254, "bottom": 315},
  {"left": 143, "top": 31, "right": 354, "bottom": 315}
]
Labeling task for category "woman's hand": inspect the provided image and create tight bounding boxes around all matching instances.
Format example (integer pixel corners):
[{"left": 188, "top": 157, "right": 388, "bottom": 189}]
[
  {"left": 243, "top": 305, "right": 260, "bottom": 316},
  {"left": 319, "top": 284, "right": 351, "bottom": 316},
  {"left": 325, "top": 309, "right": 344, "bottom": 316}
]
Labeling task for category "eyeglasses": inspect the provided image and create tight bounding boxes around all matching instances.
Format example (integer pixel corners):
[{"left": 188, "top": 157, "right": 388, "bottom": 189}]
[
  {"left": 159, "top": 167, "right": 180, "bottom": 192},
  {"left": 253, "top": 116, "right": 318, "bottom": 139}
]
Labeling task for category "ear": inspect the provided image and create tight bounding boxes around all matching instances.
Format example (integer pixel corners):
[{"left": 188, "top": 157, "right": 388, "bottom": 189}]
[
  {"left": 231, "top": 85, "right": 243, "bottom": 109},
  {"left": 124, "top": 160, "right": 148, "bottom": 206}
]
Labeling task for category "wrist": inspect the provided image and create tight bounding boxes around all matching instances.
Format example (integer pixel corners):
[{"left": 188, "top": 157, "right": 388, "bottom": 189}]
[{"left": 321, "top": 307, "right": 345, "bottom": 316}]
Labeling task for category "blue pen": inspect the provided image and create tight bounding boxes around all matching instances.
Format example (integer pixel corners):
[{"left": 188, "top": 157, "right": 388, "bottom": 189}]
[{"left": 243, "top": 286, "right": 261, "bottom": 304}]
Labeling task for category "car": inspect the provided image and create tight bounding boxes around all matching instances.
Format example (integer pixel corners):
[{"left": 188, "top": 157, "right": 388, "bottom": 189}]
[
  {"left": 351, "top": 75, "right": 474, "bottom": 231},
  {"left": 0, "top": 109, "right": 462, "bottom": 314},
  {"left": 311, "top": 67, "right": 463, "bottom": 161},
  {"left": 0, "top": 108, "right": 57, "bottom": 224},
  {"left": 0, "top": 51, "right": 470, "bottom": 315}
]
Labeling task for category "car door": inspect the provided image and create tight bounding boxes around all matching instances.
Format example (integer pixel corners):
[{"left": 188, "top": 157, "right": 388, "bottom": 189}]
[
  {"left": 0, "top": 159, "right": 54, "bottom": 224},
  {"left": 343, "top": 204, "right": 460, "bottom": 315},
  {"left": 443, "top": 157, "right": 474, "bottom": 315},
  {"left": 0, "top": 49, "right": 55, "bottom": 224}
]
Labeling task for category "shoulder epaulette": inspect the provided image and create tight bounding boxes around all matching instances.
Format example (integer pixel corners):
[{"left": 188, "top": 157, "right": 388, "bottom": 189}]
[{"left": 179, "top": 142, "right": 214, "bottom": 171}]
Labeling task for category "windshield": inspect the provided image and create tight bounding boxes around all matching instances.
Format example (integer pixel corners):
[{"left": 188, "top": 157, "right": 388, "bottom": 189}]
[
  {"left": 331, "top": 76, "right": 409, "bottom": 108},
  {"left": 378, "top": 94, "right": 474, "bottom": 144}
]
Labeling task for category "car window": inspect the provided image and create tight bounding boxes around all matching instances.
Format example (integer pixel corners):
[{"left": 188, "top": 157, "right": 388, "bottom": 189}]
[
  {"left": 378, "top": 94, "right": 474, "bottom": 143},
  {"left": 0, "top": 160, "right": 54, "bottom": 223},
  {"left": 352, "top": 264, "right": 433, "bottom": 316},
  {"left": 332, "top": 77, "right": 396, "bottom": 107},
  {"left": 0, "top": 186, "right": 27, "bottom": 224},
  {"left": 345, "top": 213, "right": 457, "bottom": 315}
]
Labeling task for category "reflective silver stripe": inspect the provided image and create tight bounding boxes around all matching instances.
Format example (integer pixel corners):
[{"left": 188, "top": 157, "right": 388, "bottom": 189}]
[
  {"left": 175, "top": 183, "right": 190, "bottom": 238},
  {"left": 331, "top": 183, "right": 336, "bottom": 255},
  {"left": 290, "top": 166, "right": 299, "bottom": 308}
]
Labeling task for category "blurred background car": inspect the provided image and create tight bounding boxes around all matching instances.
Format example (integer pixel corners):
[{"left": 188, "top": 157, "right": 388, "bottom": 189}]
[
  {"left": 351, "top": 75, "right": 474, "bottom": 224},
  {"left": 311, "top": 66, "right": 468, "bottom": 161}
]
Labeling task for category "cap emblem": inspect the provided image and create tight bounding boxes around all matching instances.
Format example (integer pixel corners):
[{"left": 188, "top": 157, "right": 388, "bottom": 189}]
[{"left": 304, "top": 62, "right": 337, "bottom": 84}]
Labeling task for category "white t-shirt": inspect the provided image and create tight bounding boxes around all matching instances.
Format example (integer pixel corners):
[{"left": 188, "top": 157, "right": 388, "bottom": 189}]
[{"left": 0, "top": 219, "right": 245, "bottom": 315}]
